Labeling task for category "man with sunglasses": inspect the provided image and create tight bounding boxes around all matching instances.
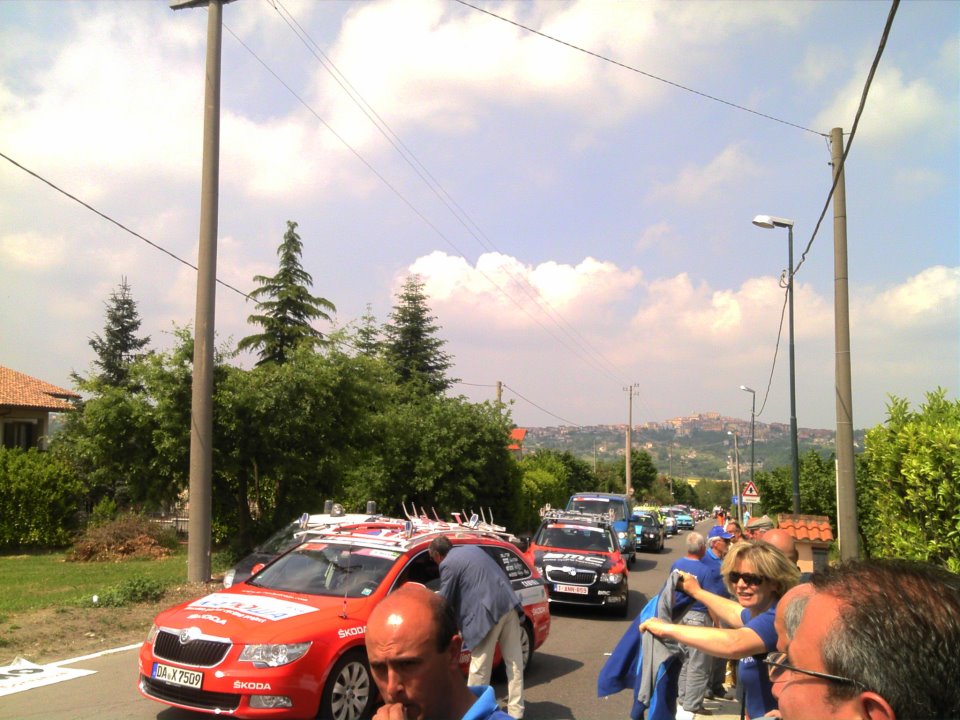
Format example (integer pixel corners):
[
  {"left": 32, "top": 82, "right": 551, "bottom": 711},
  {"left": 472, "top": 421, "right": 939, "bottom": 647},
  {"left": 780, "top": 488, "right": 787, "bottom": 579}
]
[{"left": 768, "top": 559, "right": 960, "bottom": 720}]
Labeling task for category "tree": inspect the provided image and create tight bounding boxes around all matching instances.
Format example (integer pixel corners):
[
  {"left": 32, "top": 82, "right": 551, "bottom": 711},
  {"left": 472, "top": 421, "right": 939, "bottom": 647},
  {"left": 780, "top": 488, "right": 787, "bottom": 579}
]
[
  {"left": 858, "top": 389, "right": 960, "bottom": 571},
  {"left": 238, "top": 221, "right": 336, "bottom": 365},
  {"left": 353, "top": 303, "right": 382, "bottom": 357},
  {"left": 81, "top": 277, "right": 151, "bottom": 388},
  {"left": 620, "top": 449, "right": 659, "bottom": 499},
  {"left": 383, "top": 275, "right": 456, "bottom": 394},
  {"left": 754, "top": 449, "right": 837, "bottom": 526}
]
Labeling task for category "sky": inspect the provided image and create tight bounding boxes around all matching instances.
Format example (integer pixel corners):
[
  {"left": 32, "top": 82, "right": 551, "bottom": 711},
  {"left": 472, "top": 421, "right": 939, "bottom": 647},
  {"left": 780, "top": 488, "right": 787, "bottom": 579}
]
[{"left": 1, "top": 0, "right": 957, "bottom": 432}]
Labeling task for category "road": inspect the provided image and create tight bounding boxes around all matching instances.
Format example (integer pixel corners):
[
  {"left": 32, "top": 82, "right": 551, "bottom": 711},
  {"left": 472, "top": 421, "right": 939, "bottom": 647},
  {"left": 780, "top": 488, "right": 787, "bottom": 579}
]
[{"left": 0, "top": 521, "right": 716, "bottom": 720}]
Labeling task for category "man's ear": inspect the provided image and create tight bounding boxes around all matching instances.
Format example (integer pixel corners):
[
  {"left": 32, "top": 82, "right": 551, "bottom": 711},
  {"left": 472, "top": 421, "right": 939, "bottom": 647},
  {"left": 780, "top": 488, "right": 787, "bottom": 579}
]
[
  {"left": 447, "top": 634, "right": 464, "bottom": 669},
  {"left": 860, "top": 691, "right": 895, "bottom": 720}
]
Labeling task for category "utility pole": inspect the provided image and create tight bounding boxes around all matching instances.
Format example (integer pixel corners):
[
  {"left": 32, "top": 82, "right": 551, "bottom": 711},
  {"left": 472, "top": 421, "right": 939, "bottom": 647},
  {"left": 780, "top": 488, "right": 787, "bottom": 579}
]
[
  {"left": 172, "top": 0, "right": 234, "bottom": 582},
  {"left": 623, "top": 384, "right": 639, "bottom": 499},
  {"left": 729, "top": 431, "right": 743, "bottom": 525},
  {"left": 496, "top": 380, "right": 503, "bottom": 405},
  {"left": 832, "top": 127, "right": 859, "bottom": 560}
]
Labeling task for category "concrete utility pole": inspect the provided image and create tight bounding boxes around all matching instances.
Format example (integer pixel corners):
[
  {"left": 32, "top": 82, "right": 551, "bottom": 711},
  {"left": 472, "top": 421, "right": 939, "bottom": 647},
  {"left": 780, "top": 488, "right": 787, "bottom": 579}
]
[
  {"left": 623, "top": 383, "right": 639, "bottom": 499},
  {"left": 832, "top": 127, "right": 859, "bottom": 560},
  {"left": 172, "top": 0, "right": 235, "bottom": 583},
  {"left": 496, "top": 380, "right": 503, "bottom": 405}
]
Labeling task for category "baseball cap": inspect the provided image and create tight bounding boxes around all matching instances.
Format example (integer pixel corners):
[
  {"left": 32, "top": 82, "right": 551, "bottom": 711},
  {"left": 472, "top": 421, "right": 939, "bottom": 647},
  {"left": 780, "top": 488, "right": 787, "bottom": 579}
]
[
  {"left": 708, "top": 525, "right": 734, "bottom": 540},
  {"left": 746, "top": 514, "right": 775, "bottom": 530}
]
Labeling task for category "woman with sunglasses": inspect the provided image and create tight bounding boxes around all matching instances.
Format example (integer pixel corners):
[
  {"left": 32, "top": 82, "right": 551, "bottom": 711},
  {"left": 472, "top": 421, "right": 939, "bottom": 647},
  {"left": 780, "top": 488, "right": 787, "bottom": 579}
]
[{"left": 639, "top": 540, "right": 800, "bottom": 719}]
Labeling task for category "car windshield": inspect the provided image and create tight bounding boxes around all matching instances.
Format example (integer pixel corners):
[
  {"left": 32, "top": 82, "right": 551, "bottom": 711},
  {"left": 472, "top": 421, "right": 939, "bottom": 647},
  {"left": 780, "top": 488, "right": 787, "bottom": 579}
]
[
  {"left": 257, "top": 523, "right": 301, "bottom": 555},
  {"left": 568, "top": 499, "right": 625, "bottom": 520},
  {"left": 636, "top": 515, "right": 658, "bottom": 528},
  {"left": 536, "top": 526, "right": 614, "bottom": 553},
  {"left": 249, "top": 542, "right": 397, "bottom": 597}
]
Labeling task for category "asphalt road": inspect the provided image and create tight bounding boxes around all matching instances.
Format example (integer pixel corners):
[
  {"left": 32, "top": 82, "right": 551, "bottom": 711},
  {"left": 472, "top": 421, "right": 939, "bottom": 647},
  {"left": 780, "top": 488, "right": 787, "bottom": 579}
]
[{"left": 0, "top": 521, "right": 723, "bottom": 720}]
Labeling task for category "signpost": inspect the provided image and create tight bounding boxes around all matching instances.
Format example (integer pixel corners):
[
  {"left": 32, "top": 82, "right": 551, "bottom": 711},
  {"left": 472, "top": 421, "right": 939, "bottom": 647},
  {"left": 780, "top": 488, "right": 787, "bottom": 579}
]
[{"left": 741, "top": 480, "right": 761, "bottom": 505}]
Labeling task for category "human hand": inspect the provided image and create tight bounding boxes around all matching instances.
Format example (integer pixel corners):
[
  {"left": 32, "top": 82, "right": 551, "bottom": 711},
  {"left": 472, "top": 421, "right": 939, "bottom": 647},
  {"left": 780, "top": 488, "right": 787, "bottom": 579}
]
[
  {"left": 638, "top": 618, "right": 668, "bottom": 637},
  {"left": 373, "top": 703, "right": 408, "bottom": 720},
  {"left": 677, "top": 570, "right": 701, "bottom": 597}
]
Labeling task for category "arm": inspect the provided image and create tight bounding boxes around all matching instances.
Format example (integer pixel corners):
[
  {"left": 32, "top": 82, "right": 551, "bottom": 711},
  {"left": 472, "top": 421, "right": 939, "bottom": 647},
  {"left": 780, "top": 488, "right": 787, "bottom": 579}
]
[
  {"left": 677, "top": 570, "right": 745, "bottom": 628},
  {"left": 637, "top": 619, "right": 766, "bottom": 660}
]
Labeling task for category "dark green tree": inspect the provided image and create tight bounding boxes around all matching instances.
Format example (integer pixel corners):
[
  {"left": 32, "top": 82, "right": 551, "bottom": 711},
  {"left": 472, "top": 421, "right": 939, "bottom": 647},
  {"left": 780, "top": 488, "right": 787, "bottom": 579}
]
[
  {"left": 383, "top": 275, "right": 456, "bottom": 394},
  {"left": 754, "top": 449, "right": 837, "bottom": 528},
  {"left": 80, "top": 277, "right": 151, "bottom": 388},
  {"left": 620, "top": 449, "right": 659, "bottom": 499},
  {"left": 238, "top": 221, "right": 336, "bottom": 365}
]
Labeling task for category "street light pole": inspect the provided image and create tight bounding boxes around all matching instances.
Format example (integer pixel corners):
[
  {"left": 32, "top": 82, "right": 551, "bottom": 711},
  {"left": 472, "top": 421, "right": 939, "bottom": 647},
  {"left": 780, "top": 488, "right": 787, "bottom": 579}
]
[
  {"left": 753, "top": 215, "right": 801, "bottom": 515},
  {"left": 740, "top": 385, "right": 756, "bottom": 488},
  {"left": 728, "top": 430, "right": 742, "bottom": 524}
]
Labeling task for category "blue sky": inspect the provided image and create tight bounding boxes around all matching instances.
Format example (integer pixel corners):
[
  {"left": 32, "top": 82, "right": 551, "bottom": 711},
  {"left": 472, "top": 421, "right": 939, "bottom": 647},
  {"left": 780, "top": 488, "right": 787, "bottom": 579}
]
[{"left": 1, "top": 0, "right": 957, "bottom": 431}]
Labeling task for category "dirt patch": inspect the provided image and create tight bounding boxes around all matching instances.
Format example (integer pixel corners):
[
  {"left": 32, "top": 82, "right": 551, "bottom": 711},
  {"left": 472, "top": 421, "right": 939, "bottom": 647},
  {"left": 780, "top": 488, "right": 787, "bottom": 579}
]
[{"left": 0, "top": 581, "right": 219, "bottom": 666}]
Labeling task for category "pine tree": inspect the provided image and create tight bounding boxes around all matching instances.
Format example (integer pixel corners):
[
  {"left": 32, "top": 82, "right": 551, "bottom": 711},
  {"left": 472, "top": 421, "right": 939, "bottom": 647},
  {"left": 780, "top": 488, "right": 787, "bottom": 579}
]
[
  {"left": 383, "top": 275, "right": 456, "bottom": 394},
  {"left": 238, "top": 221, "right": 336, "bottom": 365},
  {"left": 85, "top": 277, "right": 151, "bottom": 388},
  {"left": 353, "top": 303, "right": 382, "bottom": 357}
]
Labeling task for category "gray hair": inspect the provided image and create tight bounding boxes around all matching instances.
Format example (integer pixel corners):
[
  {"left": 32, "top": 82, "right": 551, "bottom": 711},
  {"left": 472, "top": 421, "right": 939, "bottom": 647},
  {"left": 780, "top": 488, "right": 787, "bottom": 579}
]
[
  {"left": 685, "top": 532, "right": 705, "bottom": 554},
  {"left": 782, "top": 590, "right": 810, "bottom": 640},
  {"left": 812, "top": 559, "right": 960, "bottom": 719}
]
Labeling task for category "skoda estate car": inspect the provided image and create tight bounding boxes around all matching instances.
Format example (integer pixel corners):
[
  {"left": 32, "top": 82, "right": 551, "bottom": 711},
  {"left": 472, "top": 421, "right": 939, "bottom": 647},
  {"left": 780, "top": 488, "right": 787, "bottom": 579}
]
[
  {"left": 523, "top": 509, "right": 629, "bottom": 617},
  {"left": 139, "top": 517, "right": 550, "bottom": 720}
]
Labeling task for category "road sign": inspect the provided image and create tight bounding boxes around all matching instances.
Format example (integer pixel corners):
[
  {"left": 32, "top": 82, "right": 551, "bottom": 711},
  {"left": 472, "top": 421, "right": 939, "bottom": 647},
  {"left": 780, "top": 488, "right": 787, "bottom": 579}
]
[{"left": 742, "top": 480, "right": 760, "bottom": 503}]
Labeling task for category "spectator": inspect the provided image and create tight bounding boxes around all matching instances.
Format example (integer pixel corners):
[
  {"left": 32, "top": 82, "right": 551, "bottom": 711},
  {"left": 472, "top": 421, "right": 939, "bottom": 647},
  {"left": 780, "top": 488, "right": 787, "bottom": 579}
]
[
  {"left": 639, "top": 540, "right": 800, "bottom": 719},
  {"left": 745, "top": 515, "right": 774, "bottom": 539},
  {"left": 769, "top": 559, "right": 960, "bottom": 720},
  {"left": 725, "top": 519, "right": 744, "bottom": 544},
  {"left": 366, "top": 584, "right": 514, "bottom": 720},
  {"left": 670, "top": 532, "right": 712, "bottom": 719},
  {"left": 429, "top": 535, "right": 525, "bottom": 718},
  {"left": 703, "top": 525, "right": 733, "bottom": 699}
]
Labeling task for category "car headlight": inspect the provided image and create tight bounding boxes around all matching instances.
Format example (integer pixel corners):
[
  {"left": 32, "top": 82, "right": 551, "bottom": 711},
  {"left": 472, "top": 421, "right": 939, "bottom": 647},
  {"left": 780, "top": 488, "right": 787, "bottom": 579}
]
[
  {"left": 617, "top": 531, "right": 626, "bottom": 540},
  {"left": 146, "top": 624, "right": 159, "bottom": 643},
  {"left": 600, "top": 572, "right": 624, "bottom": 585},
  {"left": 239, "top": 642, "right": 312, "bottom": 668},
  {"left": 222, "top": 568, "right": 236, "bottom": 588}
]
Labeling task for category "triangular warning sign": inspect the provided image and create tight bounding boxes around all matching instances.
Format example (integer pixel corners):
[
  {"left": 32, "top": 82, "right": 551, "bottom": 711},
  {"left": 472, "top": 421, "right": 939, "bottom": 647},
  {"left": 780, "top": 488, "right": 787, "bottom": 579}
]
[{"left": 742, "top": 481, "right": 760, "bottom": 500}]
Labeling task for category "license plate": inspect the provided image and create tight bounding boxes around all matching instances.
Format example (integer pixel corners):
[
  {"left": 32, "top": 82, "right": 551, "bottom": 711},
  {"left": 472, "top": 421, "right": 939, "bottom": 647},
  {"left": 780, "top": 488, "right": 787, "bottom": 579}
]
[
  {"left": 152, "top": 662, "right": 203, "bottom": 689},
  {"left": 555, "top": 584, "right": 588, "bottom": 595}
]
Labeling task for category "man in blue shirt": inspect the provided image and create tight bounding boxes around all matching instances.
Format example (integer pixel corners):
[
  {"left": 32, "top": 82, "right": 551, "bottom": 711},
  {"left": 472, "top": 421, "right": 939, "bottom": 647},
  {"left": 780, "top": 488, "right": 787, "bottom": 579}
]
[
  {"left": 670, "top": 532, "right": 711, "bottom": 719},
  {"left": 703, "top": 524, "right": 734, "bottom": 698},
  {"left": 366, "top": 583, "right": 515, "bottom": 720}
]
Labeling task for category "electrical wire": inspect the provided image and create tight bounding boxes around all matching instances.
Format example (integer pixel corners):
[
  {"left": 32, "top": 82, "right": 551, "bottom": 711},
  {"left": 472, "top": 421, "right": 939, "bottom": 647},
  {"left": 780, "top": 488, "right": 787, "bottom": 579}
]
[
  {"left": 454, "top": 0, "right": 827, "bottom": 138},
  {"left": 501, "top": 383, "right": 583, "bottom": 427},
  {"left": 0, "top": 150, "right": 253, "bottom": 301},
  {"left": 792, "top": 0, "right": 900, "bottom": 277}
]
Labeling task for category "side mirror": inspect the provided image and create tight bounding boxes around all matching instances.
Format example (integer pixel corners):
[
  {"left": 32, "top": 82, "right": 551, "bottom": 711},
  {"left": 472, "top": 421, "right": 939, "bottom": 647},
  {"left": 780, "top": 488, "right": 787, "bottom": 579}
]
[
  {"left": 517, "top": 536, "right": 531, "bottom": 553},
  {"left": 251, "top": 563, "right": 266, "bottom": 576}
]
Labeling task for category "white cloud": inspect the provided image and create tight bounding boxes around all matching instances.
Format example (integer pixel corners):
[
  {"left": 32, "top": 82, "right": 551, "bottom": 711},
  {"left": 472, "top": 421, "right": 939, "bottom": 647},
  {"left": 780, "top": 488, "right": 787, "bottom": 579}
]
[
  {"left": 0, "top": 231, "right": 68, "bottom": 270},
  {"left": 865, "top": 265, "right": 960, "bottom": 327},
  {"left": 813, "top": 63, "right": 953, "bottom": 147},
  {"left": 648, "top": 144, "right": 760, "bottom": 206}
]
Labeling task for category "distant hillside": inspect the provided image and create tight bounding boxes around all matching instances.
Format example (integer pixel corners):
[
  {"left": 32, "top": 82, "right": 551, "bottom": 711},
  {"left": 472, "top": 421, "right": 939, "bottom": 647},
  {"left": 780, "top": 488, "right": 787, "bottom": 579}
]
[{"left": 518, "top": 414, "right": 865, "bottom": 481}]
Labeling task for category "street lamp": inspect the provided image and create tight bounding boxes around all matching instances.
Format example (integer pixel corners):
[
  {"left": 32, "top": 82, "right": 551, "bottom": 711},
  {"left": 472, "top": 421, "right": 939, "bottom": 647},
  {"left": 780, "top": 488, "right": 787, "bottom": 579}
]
[
  {"left": 727, "top": 431, "right": 742, "bottom": 524},
  {"left": 753, "top": 214, "right": 801, "bottom": 515},
  {"left": 739, "top": 385, "right": 756, "bottom": 489}
]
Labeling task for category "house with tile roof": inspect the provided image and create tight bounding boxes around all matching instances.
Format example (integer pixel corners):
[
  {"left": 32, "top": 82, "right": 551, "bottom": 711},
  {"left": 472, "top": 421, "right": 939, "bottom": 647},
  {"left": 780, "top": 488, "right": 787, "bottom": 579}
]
[
  {"left": 776, "top": 513, "right": 835, "bottom": 575},
  {"left": 507, "top": 427, "right": 527, "bottom": 459},
  {"left": 0, "top": 366, "right": 80, "bottom": 450}
]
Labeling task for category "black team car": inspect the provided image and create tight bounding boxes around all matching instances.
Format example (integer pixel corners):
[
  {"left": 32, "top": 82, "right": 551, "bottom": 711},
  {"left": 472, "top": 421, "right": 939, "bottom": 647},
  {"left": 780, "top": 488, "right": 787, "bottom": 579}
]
[{"left": 522, "top": 509, "right": 630, "bottom": 617}]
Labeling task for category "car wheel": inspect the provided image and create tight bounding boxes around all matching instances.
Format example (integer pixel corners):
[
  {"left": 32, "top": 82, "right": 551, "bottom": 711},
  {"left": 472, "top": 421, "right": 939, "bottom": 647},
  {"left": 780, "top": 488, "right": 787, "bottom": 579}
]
[
  {"left": 318, "top": 649, "right": 376, "bottom": 720},
  {"left": 521, "top": 619, "right": 534, "bottom": 672},
  {"left": 614, "top": 585, "right": 630, "bottom": 618}
]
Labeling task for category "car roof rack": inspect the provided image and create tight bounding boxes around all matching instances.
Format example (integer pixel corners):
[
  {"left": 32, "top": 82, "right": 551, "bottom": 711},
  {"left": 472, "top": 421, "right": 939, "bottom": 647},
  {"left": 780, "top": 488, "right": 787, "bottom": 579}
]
[{"left": 538, "top": 506, "right": 615, "bottom": 526}]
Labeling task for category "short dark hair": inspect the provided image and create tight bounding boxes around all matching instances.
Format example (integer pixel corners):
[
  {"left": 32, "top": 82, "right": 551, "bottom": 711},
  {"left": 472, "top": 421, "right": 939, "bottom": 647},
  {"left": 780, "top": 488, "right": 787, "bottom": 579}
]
[
  {"left": 429, "top": 535, "right": 453, "bottom": 558},
  {"left": 432, "top": 592, "right": 459, "bottom": 652},
  {"left": 811, "top": 559, "right": 960, "bottom": 718}
]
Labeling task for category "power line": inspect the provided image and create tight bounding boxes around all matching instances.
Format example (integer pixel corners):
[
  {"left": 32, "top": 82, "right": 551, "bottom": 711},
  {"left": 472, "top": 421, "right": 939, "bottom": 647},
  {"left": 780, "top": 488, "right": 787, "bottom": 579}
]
[
  {"left": 793, "top": 0, "right": 900, "bottom": 277},
  {"left": 455, "top": 0, "right": 827, "bottom": 137},
  {"left": 0, "top": 150, "right": 252, "bottom": 301},
  {"left": 502, "top": 383, "right": 582, "bottom": 427}
]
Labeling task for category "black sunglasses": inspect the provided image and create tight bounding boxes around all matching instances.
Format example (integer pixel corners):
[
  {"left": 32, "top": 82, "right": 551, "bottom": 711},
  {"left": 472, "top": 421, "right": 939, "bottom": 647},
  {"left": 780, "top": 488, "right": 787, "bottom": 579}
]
[
  {"left": 764, "top": 652, "right": 865, "bottom": 688},
  {"left": 727, "top": 571, "right": 766, "bottom": 586}
]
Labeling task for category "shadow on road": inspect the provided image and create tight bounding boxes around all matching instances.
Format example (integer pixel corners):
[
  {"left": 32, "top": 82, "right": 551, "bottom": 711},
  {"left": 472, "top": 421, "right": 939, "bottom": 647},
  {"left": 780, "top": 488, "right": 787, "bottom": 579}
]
[
  {"left": 515, "top": 650, "right": 584, "bottom": 690},
  {"left": 522, "top": 699, "right": 577, "bottom": 720}
]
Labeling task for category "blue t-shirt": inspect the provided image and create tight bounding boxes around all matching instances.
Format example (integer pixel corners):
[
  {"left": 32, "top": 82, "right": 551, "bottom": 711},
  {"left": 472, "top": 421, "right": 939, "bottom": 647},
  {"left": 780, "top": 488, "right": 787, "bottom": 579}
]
[
  {"left": 701, "top": 548, "right": 729, "bottom": 599},
  {"left": 670, "top": 556, "right": 710, "bottom": 613},
  {"left": 462, "top": 685, "right": 514, "bottom": 720},
  {"left": 739, "top": 603, "right": 779, "bottom": 719}
]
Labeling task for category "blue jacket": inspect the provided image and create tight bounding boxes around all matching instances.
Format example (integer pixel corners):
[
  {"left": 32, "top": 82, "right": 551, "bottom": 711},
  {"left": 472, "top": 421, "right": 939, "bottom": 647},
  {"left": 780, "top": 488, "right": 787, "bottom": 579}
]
[
  {"left": 438, "top": 544, "right": 522, "bottom": 650},
  {"left": 597, "top": 572, "right": 687, "bottom": 720}
]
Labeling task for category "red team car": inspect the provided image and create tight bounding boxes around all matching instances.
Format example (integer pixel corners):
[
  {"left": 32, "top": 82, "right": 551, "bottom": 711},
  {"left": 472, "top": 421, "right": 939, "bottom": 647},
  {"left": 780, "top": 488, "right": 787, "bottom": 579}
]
[{"left": 138, "top": 515, "right": 550, "bottom": 720}]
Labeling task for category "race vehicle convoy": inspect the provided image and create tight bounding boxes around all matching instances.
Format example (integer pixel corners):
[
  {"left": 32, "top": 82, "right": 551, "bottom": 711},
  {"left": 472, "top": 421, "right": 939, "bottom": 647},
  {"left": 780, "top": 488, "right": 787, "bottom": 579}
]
[
  {"left": 633, "top": 511, "right": 665, "bottom": 552},
  {"left": 564, "top": 492, "right": 639, "bottom": 564},
  {"left": 522, "top": 507, "right": 630, "bottom": 617},
  {"left": 139, "top": 507, "right": 550, "bottom": 720}
]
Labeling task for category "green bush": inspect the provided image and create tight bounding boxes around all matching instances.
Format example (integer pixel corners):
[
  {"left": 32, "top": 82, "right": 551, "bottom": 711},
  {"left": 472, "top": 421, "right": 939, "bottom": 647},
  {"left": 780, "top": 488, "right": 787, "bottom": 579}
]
[
  {"left": 89, "top": 497, "right": 119, "bottom": 526},
  {"left": 0, "top": 447, "right": 86, "bottom": 548},
  {"left": 91, "top": 576, "right": 165, "bottom": 607}
]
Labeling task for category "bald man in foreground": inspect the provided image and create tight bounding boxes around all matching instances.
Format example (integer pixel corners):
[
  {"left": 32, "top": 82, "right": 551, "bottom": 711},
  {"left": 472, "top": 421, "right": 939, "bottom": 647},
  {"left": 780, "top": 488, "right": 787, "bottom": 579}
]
[{"left": 366, "top": 584, "right": 514, "bottom": 720}]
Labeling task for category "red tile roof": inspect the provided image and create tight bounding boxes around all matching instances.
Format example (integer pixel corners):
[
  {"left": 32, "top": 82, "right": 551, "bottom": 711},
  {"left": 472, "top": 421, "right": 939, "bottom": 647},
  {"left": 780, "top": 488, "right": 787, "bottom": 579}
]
[
  {"left": 777, "top": 513, "right": 834, "bottom": 545},
  {"left": 507, "top": 427, "right": 527, "bottom": 450},
  {"left": 0, "top": 366, "right": 80, "bottom": 412}
]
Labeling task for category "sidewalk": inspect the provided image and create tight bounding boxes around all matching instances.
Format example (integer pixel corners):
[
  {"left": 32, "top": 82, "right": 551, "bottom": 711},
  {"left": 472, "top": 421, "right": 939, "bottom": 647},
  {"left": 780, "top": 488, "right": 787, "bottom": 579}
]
[{"left": 690, "top": 695, "right": 741, "bottom": 719}]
